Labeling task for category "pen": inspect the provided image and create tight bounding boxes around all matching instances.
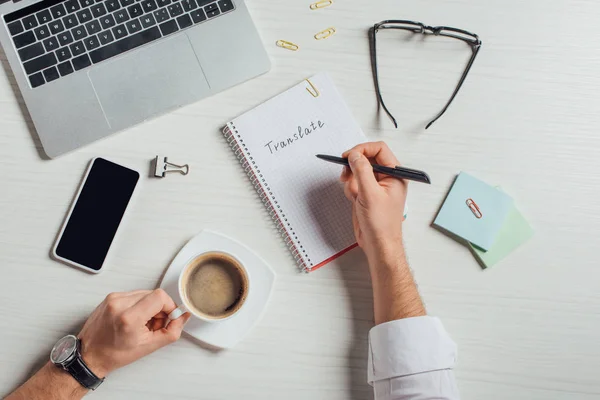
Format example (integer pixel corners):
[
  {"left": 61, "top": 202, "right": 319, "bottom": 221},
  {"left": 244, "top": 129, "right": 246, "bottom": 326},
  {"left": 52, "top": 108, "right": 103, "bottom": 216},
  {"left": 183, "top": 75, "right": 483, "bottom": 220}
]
[{"left": 316, "top": 154, "right": 431, "bottom": 184}]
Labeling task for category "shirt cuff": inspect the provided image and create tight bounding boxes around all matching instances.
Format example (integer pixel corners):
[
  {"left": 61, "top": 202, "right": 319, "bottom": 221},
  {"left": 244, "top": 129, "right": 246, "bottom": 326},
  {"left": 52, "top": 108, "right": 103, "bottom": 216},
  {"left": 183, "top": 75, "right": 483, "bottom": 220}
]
[{"left": 368, "top": 316, "right": 457, "bottom": 385}]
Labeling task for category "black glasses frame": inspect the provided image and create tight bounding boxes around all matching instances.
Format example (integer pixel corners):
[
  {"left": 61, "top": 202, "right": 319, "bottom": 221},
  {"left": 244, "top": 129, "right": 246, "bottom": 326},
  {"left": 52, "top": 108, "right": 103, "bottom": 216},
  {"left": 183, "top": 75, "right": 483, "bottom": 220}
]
[{"left": 369, "top": 20, "right": 482, "bottom": 129}]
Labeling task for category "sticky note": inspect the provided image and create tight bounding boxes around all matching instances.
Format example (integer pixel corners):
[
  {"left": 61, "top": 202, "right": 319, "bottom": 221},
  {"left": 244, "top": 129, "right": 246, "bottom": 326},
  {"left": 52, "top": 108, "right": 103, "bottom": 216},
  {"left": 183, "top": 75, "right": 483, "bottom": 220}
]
[
  {"left": 469, "top": 204, "right": 534, "bottom": 268},
  {"left": 433, "top": 172, "right": 514, "bottom": 251}
]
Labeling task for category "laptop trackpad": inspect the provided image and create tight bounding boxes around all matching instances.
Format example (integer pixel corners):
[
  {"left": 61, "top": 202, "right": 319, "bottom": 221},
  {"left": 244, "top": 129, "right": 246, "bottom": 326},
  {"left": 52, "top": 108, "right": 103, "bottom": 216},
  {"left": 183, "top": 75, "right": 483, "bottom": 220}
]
[{"left": 89, "top": 34, "right": 210, "bottom": 130}]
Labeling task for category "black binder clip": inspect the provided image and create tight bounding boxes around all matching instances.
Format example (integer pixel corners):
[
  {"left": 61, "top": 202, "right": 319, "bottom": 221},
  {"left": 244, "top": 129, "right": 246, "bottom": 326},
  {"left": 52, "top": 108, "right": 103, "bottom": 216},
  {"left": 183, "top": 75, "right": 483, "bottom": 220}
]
[{"left": 153, "top": 156, "right": 190, "bottom": 178}]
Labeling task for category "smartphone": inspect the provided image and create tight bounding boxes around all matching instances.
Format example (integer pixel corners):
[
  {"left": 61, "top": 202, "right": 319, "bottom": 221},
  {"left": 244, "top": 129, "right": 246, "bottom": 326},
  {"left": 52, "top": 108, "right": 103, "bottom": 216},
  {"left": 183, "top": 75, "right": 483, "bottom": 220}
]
[{"left": 52, "top": 158, "right": 140, "bottom": 273}]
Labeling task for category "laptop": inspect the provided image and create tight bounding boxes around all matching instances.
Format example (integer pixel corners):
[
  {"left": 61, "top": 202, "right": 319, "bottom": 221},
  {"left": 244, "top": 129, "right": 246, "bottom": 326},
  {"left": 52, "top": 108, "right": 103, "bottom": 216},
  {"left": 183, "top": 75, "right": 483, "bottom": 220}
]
[{"left": 0, "top": 0, "right": 270, "bottom": 158}]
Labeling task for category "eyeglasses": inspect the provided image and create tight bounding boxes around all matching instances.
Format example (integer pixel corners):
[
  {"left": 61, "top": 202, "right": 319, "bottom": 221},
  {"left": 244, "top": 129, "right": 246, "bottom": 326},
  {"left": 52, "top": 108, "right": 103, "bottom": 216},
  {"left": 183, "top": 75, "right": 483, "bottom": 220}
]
[{"left": 369, "top": 20, "right": 482, "bottom": 129}]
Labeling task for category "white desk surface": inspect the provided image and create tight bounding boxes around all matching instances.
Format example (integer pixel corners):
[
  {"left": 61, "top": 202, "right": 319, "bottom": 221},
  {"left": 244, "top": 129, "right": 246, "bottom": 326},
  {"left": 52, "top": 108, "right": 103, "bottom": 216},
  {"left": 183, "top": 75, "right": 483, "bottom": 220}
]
[{"left": 1, "top": 0, "right": 600, "bottom": 399}]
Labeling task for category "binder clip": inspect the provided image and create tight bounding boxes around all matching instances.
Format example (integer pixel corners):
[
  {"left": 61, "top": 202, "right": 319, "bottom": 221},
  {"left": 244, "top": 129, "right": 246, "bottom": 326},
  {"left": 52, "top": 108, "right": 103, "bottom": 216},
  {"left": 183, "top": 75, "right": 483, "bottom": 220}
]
[{"left": 153, "top": 156, "right": 190, "bottom": 178}]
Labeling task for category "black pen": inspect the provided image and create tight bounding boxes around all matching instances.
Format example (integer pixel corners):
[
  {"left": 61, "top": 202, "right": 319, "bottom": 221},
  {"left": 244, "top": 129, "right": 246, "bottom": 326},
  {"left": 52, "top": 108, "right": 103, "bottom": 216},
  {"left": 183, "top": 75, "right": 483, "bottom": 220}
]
[{"left": 316, "top": 154, "right": 431, "bottom": 184}]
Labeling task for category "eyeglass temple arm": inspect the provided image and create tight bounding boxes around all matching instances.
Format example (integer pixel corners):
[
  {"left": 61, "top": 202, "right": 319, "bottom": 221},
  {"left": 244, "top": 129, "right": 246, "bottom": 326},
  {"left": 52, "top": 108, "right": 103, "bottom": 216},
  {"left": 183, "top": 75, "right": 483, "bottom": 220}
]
[
  {"left": 369, "top": 26, "right": 398, "bottom": 128},
  {"left": 426, "top": 43, "right": 481, "bottom": 129}
]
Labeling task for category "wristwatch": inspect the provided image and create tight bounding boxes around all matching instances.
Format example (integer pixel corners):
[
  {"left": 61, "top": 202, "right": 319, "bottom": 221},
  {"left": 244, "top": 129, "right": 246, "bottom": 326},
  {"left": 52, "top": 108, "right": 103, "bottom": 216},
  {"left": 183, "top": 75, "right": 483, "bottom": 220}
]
[{"left": 50, "top": 335, "right": 104, "bottom": 390}]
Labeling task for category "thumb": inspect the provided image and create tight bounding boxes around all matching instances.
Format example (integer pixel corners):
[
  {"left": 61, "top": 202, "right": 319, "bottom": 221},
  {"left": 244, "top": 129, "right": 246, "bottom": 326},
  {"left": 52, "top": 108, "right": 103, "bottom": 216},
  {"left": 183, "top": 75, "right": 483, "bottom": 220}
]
[
  {"left": 155, "top": 313, "right": 191, "bottom": 346},
  {"left": 347, "top": 152, "right": 379, "bottom": 193}
]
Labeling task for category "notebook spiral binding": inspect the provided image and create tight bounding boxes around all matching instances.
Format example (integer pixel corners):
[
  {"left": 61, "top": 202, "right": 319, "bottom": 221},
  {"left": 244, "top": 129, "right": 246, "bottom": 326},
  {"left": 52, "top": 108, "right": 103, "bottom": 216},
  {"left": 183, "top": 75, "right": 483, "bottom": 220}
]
[{"left": 223, "top": 124, "right": 310, "bottom": 273}]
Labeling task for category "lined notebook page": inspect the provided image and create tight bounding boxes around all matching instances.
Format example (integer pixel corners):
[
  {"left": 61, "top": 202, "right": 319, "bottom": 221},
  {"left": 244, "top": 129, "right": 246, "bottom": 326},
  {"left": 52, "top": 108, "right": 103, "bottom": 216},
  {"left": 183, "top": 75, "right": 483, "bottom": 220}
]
[{"left": 227, "top": 73, "right": 366, "bottom": 271}]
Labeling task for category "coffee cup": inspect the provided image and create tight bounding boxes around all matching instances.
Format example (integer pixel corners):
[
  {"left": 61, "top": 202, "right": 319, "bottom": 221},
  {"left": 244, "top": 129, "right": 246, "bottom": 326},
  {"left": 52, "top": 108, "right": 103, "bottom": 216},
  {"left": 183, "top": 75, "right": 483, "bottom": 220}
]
[{"left": 168, "top": 251, "right": 250, "bottom": 322}]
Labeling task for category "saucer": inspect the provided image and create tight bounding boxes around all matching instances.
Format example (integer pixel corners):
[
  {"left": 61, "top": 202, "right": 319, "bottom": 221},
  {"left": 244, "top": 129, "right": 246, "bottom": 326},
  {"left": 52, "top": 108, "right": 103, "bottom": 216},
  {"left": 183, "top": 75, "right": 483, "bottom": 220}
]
[{"left": 160, "top": 230, "right": 275, "bottom": 349}]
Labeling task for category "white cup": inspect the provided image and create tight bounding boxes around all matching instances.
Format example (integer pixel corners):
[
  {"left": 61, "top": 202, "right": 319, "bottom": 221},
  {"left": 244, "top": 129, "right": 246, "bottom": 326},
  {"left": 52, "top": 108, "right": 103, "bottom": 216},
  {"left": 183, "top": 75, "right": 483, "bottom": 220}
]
[{"left": 168, "top": 251, "right": 250, "bottom": 322}]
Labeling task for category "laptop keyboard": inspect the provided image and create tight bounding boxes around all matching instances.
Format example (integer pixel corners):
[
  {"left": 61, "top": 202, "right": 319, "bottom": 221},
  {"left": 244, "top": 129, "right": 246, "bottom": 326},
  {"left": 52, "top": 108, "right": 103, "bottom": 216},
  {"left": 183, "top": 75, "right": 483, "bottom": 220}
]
[{"left": 4, "top": 0, "right": 235, "bottom": 88}]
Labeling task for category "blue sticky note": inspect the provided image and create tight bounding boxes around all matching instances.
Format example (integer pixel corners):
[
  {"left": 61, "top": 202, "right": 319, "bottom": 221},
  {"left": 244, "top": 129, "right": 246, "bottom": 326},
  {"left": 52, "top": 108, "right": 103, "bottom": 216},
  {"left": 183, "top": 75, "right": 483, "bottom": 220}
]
[{"left": 434, "top": 172, "right": 514, "bottom": 251}]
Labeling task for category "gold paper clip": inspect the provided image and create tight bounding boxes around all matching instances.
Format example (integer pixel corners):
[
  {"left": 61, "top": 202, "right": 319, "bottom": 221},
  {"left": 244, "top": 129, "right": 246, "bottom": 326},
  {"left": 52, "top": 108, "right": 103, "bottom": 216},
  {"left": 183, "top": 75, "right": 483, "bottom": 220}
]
[
  {"left": 314, "top": 27, "right": 336, "bottom": 40},
  {"left": 276, "top": 40, "right": 299, "bottom": 51},
  {"left": 305, "top": 79, "right": 320, "bottom": 98},
  {"left": 310, "top": 0, "right": 333, "bottom": 10},
  {"left": 466, "top": 198, "right": 483, "bottom": 219}
]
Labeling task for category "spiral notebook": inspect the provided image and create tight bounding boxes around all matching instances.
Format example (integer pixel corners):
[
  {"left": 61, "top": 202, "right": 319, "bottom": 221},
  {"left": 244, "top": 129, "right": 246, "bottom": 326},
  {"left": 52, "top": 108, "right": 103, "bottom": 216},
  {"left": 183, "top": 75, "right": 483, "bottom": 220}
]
[{"left": 223, "top": 73, "right": 366, "bottom": 272}]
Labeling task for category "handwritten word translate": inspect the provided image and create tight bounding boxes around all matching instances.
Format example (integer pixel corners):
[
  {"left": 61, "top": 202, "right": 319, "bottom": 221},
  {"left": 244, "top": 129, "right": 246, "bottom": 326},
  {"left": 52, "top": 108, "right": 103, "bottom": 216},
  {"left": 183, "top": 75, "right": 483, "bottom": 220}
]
[{"left": 264, "top": 120, "right": 325, "bottom": 155}]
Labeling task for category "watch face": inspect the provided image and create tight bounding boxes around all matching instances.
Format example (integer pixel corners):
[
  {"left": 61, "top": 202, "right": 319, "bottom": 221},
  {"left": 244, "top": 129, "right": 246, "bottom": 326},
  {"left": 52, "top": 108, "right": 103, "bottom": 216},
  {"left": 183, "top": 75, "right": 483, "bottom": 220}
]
[{"left": 50, "top": 335, "right": 78, "bottom": 364}]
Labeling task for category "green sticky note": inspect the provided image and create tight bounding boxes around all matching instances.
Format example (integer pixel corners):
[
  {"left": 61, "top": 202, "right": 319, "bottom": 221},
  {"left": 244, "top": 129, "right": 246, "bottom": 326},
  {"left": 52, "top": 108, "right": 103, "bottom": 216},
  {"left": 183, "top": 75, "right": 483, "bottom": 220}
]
[{"left": 469, "top": 204, "right": 534, "bottom": 268}]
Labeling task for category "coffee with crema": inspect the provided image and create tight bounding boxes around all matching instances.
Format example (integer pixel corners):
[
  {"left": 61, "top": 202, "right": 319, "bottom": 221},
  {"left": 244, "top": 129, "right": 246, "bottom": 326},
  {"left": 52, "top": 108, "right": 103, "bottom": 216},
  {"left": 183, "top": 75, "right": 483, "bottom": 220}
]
[{"left": 180, "top": 252, "right": 248, "bottom": 319}]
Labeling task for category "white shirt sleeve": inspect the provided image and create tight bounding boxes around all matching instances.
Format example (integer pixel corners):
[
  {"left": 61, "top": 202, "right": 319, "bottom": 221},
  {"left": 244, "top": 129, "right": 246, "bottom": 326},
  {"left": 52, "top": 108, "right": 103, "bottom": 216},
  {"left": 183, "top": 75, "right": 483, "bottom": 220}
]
[{"left": 368, "top": 316, "right": 460, "bottom": 400}]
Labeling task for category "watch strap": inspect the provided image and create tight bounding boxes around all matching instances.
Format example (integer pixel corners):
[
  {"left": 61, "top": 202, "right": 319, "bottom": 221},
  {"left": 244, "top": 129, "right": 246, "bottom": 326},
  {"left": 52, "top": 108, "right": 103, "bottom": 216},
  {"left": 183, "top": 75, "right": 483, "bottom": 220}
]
[{"left": 66, "top": 355, "right": 104, "bottom": 390}]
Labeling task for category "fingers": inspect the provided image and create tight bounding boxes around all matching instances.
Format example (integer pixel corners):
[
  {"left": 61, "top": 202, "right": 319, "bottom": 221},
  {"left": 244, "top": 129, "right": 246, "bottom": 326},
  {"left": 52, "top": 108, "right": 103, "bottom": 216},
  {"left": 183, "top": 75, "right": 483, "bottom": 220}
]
[
  {"left": 102, "top": 290, "right": 159, "bottom": 320},
  {"left": 166, "top": 313, "right": 191, "bottom": 337},
  {"left": 347, "top": 151, "right": 379, "bottom": 194},
  {"left": 146, "top": 317, "right": 167, "bottom": 331},
  {"left": 343, "top": 141, "right": 399, "bottom": 167},
  {"left": 343, "top": 174, "right": 360, "bottom": 201},
  {"left": 103, "top": 290, "right": 153, "bottom": 310},
  {"left": 340, "top": 166, "right": 351, "bottom": 183},
  {"left": 123, "top": 290, "right": 153, "bottom": 298},
  {"left": 121, "top": 290, "right": 154, "bottom": 308},
  {"left": 106, "top": 290, "right": 152, "bottom": 300},
  {"left": 343, "top": 179, "right": 353, "bottom": 201},
  {"left": 153, "top": 313, "right": 191, "bottom": 347},
  {"left": 128, "top": 289, "right": 177, "bottom": 323}
]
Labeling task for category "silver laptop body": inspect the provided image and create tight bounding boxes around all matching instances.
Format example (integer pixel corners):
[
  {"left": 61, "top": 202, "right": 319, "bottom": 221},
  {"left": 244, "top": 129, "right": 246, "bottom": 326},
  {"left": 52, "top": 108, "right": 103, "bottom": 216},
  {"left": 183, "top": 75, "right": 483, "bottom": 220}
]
[{"left": 0, "top": 0, "right": 270, "bottom": 158}]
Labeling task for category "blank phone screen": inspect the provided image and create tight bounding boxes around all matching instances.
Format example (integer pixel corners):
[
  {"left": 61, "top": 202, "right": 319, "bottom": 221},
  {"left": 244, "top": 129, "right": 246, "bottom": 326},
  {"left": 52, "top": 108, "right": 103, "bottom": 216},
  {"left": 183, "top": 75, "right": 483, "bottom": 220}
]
[{"left": 55, "top": 158, "right": 139, "bottom": 271}]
